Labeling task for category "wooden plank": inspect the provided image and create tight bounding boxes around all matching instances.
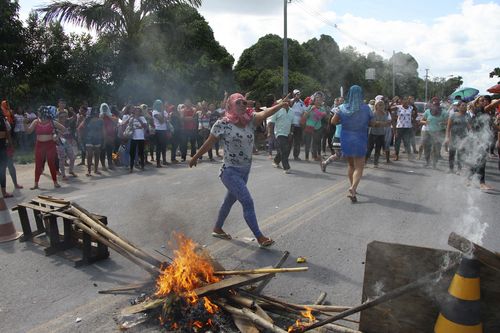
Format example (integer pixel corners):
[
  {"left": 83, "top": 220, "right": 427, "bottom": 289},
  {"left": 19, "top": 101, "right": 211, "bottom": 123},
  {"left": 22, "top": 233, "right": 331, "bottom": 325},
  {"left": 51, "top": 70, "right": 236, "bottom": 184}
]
[
  {"left": 359, "top": 241, "right": 500, "bottom": 333},
  {"left": 31, "top": 197, "right": 69, "bottom": 208},
  {"left": 448, "top": 232, "right": 500, "bottom": 271},
  {"left": 121, "top": 272, "right": 272, "bottom": 315},
  {"left": 16, "top": 202, "right": 56, "bottom": 214},
  {"left": 192, "top": 272, "right": 271, "bottom": 296},
  {"left": 232, "top": 314, "right": 260, "bottom": 333}
]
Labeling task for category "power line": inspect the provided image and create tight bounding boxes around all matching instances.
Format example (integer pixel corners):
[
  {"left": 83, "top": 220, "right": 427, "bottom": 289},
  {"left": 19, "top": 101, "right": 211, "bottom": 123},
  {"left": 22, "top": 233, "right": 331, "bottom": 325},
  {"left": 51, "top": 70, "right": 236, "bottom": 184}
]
[{"left": 291, "top": 0, "right": 390, "bottom": 57}]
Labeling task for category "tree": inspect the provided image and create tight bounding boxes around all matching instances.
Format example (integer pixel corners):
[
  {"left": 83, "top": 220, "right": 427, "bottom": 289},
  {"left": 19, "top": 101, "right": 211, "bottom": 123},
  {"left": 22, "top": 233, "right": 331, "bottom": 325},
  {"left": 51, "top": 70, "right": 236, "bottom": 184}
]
[
  {"left": 0, "top": 0, "right": 26, "bottom": 100},
  {"left": 38, "top": 0, "right": 203, "bottom": 102}
]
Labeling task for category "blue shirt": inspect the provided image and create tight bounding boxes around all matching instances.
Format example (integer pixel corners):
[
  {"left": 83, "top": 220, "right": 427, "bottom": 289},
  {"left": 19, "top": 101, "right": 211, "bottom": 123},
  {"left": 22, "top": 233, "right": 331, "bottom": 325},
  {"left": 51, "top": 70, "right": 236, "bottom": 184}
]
[{"left": 270, "top": 108, "right": 294, "bottom": 137}]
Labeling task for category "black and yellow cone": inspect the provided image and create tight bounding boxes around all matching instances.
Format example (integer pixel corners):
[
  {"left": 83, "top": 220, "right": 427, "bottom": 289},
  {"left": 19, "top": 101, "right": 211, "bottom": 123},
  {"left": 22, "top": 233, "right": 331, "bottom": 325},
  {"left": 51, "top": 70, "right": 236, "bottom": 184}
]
[{"left": 434, "top": 256, "right": 482, "bottom": 333}]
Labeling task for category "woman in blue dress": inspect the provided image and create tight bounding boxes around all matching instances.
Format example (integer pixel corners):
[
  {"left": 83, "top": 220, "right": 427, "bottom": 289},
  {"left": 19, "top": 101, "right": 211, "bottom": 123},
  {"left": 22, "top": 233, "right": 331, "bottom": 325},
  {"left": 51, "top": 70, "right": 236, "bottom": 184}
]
[{"left": 331, "top": 85, "right": 385, "bottom": 202}]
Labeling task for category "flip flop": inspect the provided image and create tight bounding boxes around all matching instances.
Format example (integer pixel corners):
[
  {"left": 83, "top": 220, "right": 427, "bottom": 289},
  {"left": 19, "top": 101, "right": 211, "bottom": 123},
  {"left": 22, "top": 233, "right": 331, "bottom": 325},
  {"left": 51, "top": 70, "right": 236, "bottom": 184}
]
[
  {"left": 258, "top": 238, "right": 275, "bottom": 248},
  {"left": 212, "top": 231, "right": 232, "bottom": 240},
  {"left": 347, "top": 189, "right": 357, "bottom": 203}
]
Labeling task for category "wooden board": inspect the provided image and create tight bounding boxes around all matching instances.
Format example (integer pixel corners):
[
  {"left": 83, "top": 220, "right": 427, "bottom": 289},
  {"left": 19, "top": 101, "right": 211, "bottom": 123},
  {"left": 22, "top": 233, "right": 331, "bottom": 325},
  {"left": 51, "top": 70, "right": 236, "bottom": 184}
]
[
  {"left": 359, "top": 241, "right": 500, "bottom": 333},
  {"left": 121, "top": 273, "right": 272, "bottom": 315}
]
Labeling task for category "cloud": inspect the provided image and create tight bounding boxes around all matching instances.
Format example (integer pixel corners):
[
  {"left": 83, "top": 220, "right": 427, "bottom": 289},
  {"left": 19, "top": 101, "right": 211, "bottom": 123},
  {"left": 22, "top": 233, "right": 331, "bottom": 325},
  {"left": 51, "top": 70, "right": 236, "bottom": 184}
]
[{"left": 199, "top": 0, "right": 500, "bottom": 93}]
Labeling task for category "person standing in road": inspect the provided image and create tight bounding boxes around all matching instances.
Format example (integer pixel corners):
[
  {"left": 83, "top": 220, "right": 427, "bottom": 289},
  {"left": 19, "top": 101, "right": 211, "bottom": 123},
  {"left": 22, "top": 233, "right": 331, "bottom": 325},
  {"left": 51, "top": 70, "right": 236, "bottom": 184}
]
[
  {"left": 196, "top": 101, "right": 214, "bottom": 161},
  {"left": 79, "top": 108, "right": 104, "bottom": 176},
  {"left": 302, "top": 92, "right": 327, "bottom": 161},
  {"left": 123, "top": 106, "right": 147, "bottom": 172},
  {"left": 444, "top": 100, "right": 469, "bottom": 174},
  {"left": 26, "top": 106, "right": 65, "bottom": 190},
  {"left": 152, "top": 99, "right": 170, "bottom": 167},
  {"left": 180, "top": 99, "right": 198, "bottom": 162},
  {"left": 289, "top": 89, "right": 307, "bottom": 160},
  {"left": 269, "top": 97, "right": 294, "bottom": 173},
  {"left": 330, "top": 85, "right": 384, "bottom": 203},
  {"left": 392, "top": 96, "right": 414, "bottom": 161},
  {"left": 189, "top": 93, "right": 290, "bottom": 248},
  {"left": 365, "top": 100, "right": 391, "bottom": 168},
  {"left": 421, "top": 97, "right": 448, "bottom": 169}
]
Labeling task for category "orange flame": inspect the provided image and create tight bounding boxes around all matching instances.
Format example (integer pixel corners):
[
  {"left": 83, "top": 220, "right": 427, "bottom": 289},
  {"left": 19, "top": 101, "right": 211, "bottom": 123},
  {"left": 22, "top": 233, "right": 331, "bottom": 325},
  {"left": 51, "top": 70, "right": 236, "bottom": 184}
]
[
  {"left": 155, "top": 233, "right": 220, "bottom": 314},
  {"left": 288, "top": 308, "right": 316, "bottom": 332}
]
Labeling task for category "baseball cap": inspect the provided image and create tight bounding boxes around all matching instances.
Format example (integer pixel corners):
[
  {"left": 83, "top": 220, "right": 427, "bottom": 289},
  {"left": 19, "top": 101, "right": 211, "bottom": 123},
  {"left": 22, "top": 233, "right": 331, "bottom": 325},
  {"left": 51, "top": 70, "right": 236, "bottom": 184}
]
[{"left": 293, "top": 89, "right": 301, "bottom": 95}]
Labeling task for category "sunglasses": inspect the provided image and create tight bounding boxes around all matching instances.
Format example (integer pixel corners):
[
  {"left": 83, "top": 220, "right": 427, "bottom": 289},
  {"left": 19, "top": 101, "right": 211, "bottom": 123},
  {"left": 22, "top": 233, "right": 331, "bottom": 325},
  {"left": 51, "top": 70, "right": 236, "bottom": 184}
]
[{"left": 236, "top": 100, "right": 248, "bottom": 106}]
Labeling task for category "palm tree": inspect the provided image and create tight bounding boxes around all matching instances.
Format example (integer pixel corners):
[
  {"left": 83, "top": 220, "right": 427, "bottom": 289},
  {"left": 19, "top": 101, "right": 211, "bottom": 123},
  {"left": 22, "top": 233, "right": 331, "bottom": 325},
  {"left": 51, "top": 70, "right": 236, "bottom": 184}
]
[{"left": 38, "top": 0, "right": 202, "bottom": 38}]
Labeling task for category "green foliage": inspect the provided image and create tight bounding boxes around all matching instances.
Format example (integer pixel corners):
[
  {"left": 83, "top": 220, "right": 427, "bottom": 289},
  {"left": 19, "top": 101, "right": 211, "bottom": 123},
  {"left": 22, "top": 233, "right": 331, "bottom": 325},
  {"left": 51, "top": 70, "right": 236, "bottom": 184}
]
[
  {"left": 0, "top": 0, "right": 25, "bottom": 99},
  {"left": 14, "top": 14, "right": 112, "bottom": 106},
  {"left": 110, "top": 4, "right": 235, "bottom": 103}
]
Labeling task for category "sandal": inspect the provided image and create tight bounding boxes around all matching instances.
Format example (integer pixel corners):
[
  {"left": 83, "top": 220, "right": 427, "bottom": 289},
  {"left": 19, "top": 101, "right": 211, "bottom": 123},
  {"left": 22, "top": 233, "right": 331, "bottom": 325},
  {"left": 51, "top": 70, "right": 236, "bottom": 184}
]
[
  {"left": 3, "top": 193, "right": 14, "bottom": 198},
  {"left": 30, "top": 185, "right": 39, "bottom": 190},
  {"left": 15, "top": 184, "right": 23, "bottom": 189},
  {"left": 54, "top": 183, "right": 61, "bottom": 188},
  {"left": 258, "top": 238, "right": 275, "bottom": 248},
  {"left": 347, "top": 189, "right": 357, "bottom": 203},
  {"left": 212, "top": 231, "right": 232, "bottom": 240}
]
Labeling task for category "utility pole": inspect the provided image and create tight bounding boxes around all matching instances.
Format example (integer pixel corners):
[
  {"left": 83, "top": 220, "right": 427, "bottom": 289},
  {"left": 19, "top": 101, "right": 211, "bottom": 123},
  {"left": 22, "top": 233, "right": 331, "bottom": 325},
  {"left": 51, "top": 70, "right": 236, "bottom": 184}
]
[
  {"left": 391, "top": 50, "right": 395, "bottom": 97},
  {"left": 283, "top": 0, "right": 289, "bottom": 96},
  {"left": 424, "top": 68, "right": 429, "bottom": 102}
]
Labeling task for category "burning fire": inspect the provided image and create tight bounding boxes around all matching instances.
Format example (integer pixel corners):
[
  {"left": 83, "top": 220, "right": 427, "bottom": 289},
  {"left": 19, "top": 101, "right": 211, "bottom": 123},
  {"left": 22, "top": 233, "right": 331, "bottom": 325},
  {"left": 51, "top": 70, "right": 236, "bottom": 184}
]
[
  {"left": 288, "top": 308, "right": 316, "bottom": 332},
  {"left": 155, "top": 233, "right": 221, "bottom": 329}
]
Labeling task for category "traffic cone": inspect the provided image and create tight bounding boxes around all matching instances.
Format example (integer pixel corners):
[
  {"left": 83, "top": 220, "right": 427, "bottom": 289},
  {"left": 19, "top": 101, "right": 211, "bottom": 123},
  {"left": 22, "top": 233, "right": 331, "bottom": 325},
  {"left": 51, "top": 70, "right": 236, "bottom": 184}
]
[
  {"left": 0, "top": 197, "right": 22, "bottom": 243},
  {"left": 434, "top": 256, "right": 482, "bottom": 333}
]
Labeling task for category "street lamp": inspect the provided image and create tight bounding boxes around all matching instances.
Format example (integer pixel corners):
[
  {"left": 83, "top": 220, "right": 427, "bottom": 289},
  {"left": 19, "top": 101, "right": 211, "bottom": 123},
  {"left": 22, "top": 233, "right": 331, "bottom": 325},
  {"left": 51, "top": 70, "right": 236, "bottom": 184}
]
[
  {"left": 424, "top": 69, "right": 429, "bottom": 102},
  {"left": 283, "top": 0, "right": 291, "bottom": 96}
]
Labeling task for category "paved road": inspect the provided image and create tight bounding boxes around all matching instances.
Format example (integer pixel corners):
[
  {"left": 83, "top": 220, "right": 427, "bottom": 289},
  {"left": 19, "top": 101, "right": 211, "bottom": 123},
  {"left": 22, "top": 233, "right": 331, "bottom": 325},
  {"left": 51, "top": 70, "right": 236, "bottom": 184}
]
[{"left": 1, "top": 151, "right": 499, "bottom": 332}]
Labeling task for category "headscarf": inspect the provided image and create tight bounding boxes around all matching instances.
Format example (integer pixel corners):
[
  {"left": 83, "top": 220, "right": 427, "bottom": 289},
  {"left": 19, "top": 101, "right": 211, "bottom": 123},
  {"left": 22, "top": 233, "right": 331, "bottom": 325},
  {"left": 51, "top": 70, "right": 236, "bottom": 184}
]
[
  {"left": 311, "top": 91, "right": 325, "bottom": 105},
  {"left": 224, "top": 93, "right": 254, "bottom": 126},
  {"left": 99, "top": 103, "right": 111, "bottom": 117},
  {"left": 153, "top": 99, "right": 163, "bottom": 112},
  {"left": 39, "top": 106, "right": 57, "bottom": 120},
  {"left": 340, "top": 85, "right": 364, "bottom": 116}
]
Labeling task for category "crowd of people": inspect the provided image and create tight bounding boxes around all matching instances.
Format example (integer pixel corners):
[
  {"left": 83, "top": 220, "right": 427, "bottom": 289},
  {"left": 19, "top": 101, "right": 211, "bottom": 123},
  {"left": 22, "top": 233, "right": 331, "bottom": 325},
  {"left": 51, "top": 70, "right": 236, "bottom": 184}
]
[{"left": 0, "top": 87, "right": 499, "bottom": 240}]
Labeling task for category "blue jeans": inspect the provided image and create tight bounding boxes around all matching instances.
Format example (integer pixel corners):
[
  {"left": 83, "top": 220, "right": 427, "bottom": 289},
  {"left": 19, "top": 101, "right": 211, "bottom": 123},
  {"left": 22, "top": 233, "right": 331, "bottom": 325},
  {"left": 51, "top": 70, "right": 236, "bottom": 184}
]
[{"left": 215, "top": 166, "right": 262, "bottom": 238}]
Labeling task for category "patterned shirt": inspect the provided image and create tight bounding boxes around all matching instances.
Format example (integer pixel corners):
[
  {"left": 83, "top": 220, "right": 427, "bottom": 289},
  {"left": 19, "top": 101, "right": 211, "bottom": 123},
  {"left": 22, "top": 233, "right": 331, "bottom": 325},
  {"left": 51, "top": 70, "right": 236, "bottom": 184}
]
[
  {"left": 211, "top": 116, "right": 256, "bottom": 169},
  {"left": 396, "top": 105, "right": 413, "bottom": 128}
]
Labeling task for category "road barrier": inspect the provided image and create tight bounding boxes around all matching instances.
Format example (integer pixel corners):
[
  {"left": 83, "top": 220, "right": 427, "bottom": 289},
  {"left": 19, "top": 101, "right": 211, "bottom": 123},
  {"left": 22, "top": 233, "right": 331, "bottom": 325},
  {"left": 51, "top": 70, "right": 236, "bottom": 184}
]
[
  {"left": 0, "top": 197, "right": 22, "bottom": 243},
  {"left": 434, "top": 256, "right": 482, "bottom": 333}
]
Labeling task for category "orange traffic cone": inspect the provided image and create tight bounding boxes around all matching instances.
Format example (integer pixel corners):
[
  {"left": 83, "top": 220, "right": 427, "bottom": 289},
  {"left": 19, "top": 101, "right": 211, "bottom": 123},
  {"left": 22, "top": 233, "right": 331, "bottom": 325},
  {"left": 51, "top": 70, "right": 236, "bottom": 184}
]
[
  {"left": 434, "top": 256, "right": 482, "bottom": 333},
  {"left": 0, "top": 197, "right": 22, "bottom": 243}
]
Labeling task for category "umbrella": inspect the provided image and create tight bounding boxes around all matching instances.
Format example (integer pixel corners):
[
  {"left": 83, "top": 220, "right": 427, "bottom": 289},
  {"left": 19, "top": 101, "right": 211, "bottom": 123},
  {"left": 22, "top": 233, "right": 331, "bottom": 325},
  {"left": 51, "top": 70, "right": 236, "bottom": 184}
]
[
  {"left": 487, "top": 84, "right": 500, "bottom": 94},
  {"left": 449, "top": 87, "right": 479, "bottom": 102}
]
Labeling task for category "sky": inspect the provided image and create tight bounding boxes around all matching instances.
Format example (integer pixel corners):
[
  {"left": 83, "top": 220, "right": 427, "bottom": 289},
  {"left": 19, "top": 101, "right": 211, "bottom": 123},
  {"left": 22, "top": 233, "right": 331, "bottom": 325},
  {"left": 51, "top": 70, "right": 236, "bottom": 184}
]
[{"left": 17, "top": 0, "right": 500, "bottom": 94}]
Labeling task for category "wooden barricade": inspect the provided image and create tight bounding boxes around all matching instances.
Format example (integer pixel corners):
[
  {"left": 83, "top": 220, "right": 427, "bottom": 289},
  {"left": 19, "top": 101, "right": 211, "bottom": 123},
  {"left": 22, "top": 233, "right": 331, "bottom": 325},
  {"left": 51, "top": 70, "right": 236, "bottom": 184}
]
[{"left": 12, "top": 197, "right": 109, "bottom": 267}]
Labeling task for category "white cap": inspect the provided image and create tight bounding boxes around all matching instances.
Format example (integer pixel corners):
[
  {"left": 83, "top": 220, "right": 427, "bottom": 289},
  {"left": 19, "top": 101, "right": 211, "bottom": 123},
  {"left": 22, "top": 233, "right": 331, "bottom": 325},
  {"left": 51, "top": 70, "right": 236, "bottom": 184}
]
[{"left": 293, "top": 89, "right": 301, "bottom": 95}]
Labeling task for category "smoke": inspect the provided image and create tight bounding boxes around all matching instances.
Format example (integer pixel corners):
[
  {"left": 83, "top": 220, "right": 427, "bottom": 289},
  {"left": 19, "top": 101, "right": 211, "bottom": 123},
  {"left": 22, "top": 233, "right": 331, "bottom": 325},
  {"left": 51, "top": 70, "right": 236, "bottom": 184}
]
[{"left": 452, "top": 109, "right": 492, "bottom": 245}]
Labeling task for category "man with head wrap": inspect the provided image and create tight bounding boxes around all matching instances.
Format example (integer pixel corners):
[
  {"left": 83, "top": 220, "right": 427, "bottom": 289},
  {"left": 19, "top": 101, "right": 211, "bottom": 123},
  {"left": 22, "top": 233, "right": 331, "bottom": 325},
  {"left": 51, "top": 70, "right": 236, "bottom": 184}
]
[{"left": 189, "top": 93, "right": 290, "bottom": 248}]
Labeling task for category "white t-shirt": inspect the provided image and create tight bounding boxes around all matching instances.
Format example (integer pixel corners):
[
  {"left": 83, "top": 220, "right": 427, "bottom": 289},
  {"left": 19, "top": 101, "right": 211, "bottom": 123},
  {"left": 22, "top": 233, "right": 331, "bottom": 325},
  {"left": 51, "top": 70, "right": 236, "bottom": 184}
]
[
  {"left": 127, "top": 116, "right": 147, "bottom": 140},
  {"left": 152, "top": 110, "right": 168, "bottom": 130},
  {"left": 290, "top": 99, "right": 307, "bottom": 126}
]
